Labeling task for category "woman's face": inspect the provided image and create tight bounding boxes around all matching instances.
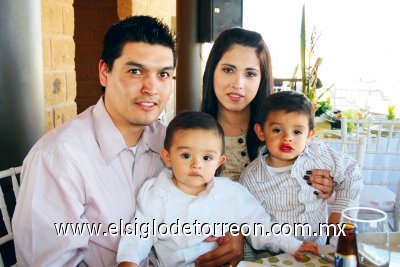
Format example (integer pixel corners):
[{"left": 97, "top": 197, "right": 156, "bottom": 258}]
[{"left": 213, "top": 44, "right": 261, "bottom": 114}]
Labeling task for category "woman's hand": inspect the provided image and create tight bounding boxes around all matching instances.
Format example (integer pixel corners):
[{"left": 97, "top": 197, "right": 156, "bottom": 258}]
[
  {"left": 195, "top": 232, "right": 244, "bottom": 267},
  {"left": 303, "top": 169, "right": 334, "bottom": 199}
]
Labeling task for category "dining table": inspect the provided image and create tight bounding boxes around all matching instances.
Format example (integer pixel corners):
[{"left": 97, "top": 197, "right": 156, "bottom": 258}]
[{"left": 237, "top": 232, "right": 400, "bottom": 267}]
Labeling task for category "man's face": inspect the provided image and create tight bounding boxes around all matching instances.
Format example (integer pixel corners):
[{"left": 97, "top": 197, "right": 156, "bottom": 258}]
[{"left": 100, "top": 42, "right": 174, "bottom": 131}]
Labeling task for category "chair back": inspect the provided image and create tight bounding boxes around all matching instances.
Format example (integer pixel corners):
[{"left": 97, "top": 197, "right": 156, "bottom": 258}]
[
  {"left": 341, "top": 117, "right": 400, "bottom": 231},
  {"left": 311, "top": 136, "right": 367, "bottom": 168},
  {"left": 0, "top": 167, "right": 21, "bottom": 267}
]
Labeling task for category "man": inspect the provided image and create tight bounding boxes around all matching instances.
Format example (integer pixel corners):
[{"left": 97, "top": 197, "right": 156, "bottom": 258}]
[{"left": 12, "top": 16, "right": 242, "bottom": 266}]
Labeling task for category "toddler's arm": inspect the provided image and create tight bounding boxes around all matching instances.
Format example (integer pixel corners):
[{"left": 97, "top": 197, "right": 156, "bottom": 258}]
[{"left": 294, "top": 241, "right": 318, "bottom": 260}]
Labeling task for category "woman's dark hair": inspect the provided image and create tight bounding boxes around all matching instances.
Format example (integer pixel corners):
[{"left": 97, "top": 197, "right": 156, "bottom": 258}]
[
  {"left": 164, "top": 111, "right": 225, "bottom": 154},
  {"left": 200, "top": 28, "right": 273, "bottom": 160},
  {"left": 256, "top": 91, "right": 315, "bottom": 130},
  {"left": 100, "top": 15, "right": 177, "bottom": 92}
]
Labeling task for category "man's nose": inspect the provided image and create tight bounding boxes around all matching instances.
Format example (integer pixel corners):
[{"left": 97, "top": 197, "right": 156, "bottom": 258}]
[{"left": 142, "top": 75, "right": 159, "bottom": 95}]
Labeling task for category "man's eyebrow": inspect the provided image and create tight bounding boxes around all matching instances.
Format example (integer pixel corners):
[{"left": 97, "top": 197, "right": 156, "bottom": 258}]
[
  {"left": 125, "top": 61, "right": 143, "bottom": 68},
  {"left": 125, "top": 61, "right": 174, "bottom": 71}
]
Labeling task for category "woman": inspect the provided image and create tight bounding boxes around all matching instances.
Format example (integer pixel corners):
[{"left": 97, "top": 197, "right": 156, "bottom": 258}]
[{"left": 200, "top": 28, "right": 335, "bottom": 261}]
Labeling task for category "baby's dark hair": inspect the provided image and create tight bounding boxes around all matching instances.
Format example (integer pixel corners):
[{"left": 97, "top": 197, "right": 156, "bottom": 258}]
[
  {"left": 164, "top": 111, "right": 225, "bottom": 154},
  {"left": 256, "top": 91, "right": 315, "bottom": 130}
]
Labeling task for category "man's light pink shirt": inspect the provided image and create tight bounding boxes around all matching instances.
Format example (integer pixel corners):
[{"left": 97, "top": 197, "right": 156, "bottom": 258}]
[{"left": 12, "top": 98, "right": 165, "bottom": 266}]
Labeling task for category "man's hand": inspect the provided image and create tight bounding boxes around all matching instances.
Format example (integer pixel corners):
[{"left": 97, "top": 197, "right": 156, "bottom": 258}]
[{"left": 195, "top": 232, "right": 244, "bottom": 267}]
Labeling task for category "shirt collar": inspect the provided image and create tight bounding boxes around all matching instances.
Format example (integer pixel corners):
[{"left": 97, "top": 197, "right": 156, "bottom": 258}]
[
  {"left": 91, "top": 97, "right": 165, "bottom": 164},
  {"left": 256, "top": 144, "right": 315, "bottom": 181},
  {"left": 92, "top": 98, "right": 127, "bottom": 164},
  {"left": 156, "top": 168, "right": 216, "bottom": 198}
]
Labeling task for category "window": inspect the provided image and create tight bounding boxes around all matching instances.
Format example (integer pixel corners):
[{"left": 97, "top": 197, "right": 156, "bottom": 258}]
[{"left": 244, "top": 0, "right": 400, "bottom": 114}]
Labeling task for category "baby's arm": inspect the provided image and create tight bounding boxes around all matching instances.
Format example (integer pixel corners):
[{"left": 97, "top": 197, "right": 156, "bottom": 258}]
[
  {"left": 116, "top": 179, "right": 161, "bottom": 265},
  {"left": 230, "top": 182, "right": 303, "bottom": 255}
]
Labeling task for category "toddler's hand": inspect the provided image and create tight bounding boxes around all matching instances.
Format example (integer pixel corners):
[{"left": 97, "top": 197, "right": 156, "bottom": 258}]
[{"left": 294, "top": 241, "right": 318, "bottom": 260}]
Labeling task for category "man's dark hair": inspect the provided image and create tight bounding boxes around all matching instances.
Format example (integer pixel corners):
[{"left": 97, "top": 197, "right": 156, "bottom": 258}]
[
  {"left": 100, "top": 15, "right": 177, "bottom": 92},
  {"left": 164, "top": 111, "right": 225, "bottom": 154},
  {"left": 256, "top": 91, "right": 315, "bottom": 130}
]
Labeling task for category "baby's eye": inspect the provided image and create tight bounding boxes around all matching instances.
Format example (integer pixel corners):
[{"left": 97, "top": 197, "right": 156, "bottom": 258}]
[
  {"left": 272, "top": 128, "right": 282, "bottom": 133},
  {"left": 181, "top": 153, "right": 191, "bottom": 159},
  {"left": 203, "top": 155, "right": 213, "bottom": 161},
  {"left": 294, "top": 130, "right": 303, "bottom": 135}
]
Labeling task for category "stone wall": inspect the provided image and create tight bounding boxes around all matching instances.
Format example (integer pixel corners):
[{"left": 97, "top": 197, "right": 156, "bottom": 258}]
[{"left": 42, "top": 0, "right": 77, "bottom": 131}]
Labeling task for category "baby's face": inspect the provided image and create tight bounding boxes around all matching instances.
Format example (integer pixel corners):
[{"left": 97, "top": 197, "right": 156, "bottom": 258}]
[
  {"left": 255, "top": 110, "right": 314, "bottom": 167},
  {"left": 161, "top": 129, "right": 226, "bottom": 195}
]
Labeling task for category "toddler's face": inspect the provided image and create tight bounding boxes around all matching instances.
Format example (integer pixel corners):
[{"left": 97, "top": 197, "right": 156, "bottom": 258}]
[
  {"left": 255, "top": 110, "right": 314, "bottom": 167},
  {"left": 161, "top": 129, "right": 226, "bottom": 195}
]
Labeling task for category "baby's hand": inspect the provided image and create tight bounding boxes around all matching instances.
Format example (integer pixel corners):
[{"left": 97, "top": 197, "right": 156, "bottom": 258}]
[{"left": 294, "top": 241, "right": 318, "bottom": 260}]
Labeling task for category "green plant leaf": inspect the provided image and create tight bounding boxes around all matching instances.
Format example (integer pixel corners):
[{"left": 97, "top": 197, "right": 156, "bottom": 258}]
[{"left": 301, "top": 4, "right": 306, "bottom": 96}]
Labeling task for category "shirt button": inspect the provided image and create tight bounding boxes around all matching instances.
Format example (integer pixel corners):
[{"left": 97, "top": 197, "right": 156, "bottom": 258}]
[
  {"left": 241, "top": 151, "right": 246, "bottom": 157},
  {"left": 238, "top": 138, "right": 244, "bottom": 144}
]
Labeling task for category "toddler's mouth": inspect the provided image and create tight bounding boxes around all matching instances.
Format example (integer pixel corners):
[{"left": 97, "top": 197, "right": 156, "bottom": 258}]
[{"left": 279, "top": 144, "right": 294, "bottom": 152}]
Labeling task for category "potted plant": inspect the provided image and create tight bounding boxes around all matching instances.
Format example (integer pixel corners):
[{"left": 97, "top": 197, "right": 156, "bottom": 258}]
[
  {"left": 387, "top": 105, "right": 396, "bottom": 120},
  {"left": 300, "top": 4, "right": 333, "bottom": 114}
]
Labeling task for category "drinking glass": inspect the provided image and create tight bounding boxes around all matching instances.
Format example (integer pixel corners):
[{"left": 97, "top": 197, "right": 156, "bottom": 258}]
[{"left": 341, "top": 207, "right": 390, "bottom": 267}]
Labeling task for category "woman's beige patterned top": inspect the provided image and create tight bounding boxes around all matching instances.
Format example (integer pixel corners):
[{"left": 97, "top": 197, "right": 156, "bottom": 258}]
[{"left": 219, "top": 133, "right": 251, "bottom": 181}]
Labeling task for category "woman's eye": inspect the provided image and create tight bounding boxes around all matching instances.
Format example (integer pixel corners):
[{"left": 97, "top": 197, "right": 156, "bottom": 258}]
[
  {"left": 294, "top": 130, "right": 303, "bottom": 135},
  {"left": 272, "top": 128, "right": 281, "bottom": 133},
  {"left": 246, "top": 72, "right": 257, "bottom": 77},
  {"left": 181, "top": 153, "right": 191, "bottom": 159},
  {"left": 222, "top": 67, "right": 234, "bottom": 73},
  {"left": 129, "top": 69, "right": 142, "bottom": 75},
  {"left": 203, "top": 155, "right": 213, "bottom": 161}
]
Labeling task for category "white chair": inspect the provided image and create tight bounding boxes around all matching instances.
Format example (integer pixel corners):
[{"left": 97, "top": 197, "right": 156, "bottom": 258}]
[
  {"left": 0, "top": 166, "right": 21, "bottom": 267},
  {"left": 341, "top": 117, "right": 400, "bottom": 231},
  {"left": 311, "top": 136, "right": 367, "bottom": 169}
]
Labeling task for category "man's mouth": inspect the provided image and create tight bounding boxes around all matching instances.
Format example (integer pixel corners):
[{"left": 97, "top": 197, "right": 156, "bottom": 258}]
[{"left": 138, "top": 101, "right": 157, "bottom": 107}]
